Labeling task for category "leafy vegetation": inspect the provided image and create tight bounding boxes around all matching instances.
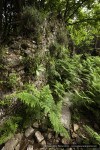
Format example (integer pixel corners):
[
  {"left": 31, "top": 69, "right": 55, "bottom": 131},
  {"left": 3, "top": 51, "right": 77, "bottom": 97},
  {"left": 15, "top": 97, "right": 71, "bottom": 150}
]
[
  {"left": 1, "top": 47, "right": 100, "bottom": 144},
  {"left": 46, "top": 45, "right": 100, "bottom": 144},
  {"left": 0, "top": 0, "right": 100, "bottom": 146},
  {"left": 20, "top": 6, "right": 46, "bottom": 40},
  {"left": 0, "top": 116, "right": 22, "bottom": 145},
  {"left": 84, "top": 125, "right": 100, "bottom": 144},
  {"left": 0, "top": 84, "right": 69, "bottom": 143}
]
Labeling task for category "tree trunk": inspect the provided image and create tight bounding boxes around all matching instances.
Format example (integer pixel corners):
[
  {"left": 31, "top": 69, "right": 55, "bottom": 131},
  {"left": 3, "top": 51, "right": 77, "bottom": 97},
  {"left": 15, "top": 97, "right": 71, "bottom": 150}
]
[{"left": 0, "top": 0, "right": 3, "bottom": 37}]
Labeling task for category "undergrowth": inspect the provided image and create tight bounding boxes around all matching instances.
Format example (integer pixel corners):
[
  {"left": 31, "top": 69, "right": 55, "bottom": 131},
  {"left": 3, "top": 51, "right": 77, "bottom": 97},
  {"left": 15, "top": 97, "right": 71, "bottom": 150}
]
[
  {"left": 0, "top": 36, "right": 100, "bottom": 145},
  {"left": 46, "top": 45, "right": 100, "bottom": 144},
  {"left": 0, "top": 84, "right": 70, "bottom": 144},
  {"left": 0, "top": 116, "right": 22, "bottom": 145},
  {"left": 84, "top": 125, "right": 100, "bottom": 144}
]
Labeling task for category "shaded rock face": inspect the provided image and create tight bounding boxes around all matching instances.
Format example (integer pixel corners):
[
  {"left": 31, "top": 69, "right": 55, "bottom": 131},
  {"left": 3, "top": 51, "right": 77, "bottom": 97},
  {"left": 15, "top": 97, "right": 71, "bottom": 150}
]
[
  {"left": 61, "top": 105, "right": 71, "bottom": 130},
  {"left": 0, "top": 21, "right": 70, "bottom": 149},
  {"left": 61, "top": 96, "right": 72, "bottom": 130}
]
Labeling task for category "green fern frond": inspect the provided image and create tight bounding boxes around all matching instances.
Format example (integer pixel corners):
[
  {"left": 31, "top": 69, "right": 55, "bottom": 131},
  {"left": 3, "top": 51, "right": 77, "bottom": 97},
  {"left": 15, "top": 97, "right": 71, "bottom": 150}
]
[
  {"left": 49, "top": 111, "right": 70, "bottom": 139},
  {"left": 40, "top": 85, "right": 55, "bottom": 113},
  {"left": 5, "top": 84, "right": 69, "bottom": 139},
  {"left": 16, "top": 92, "right": 39, "bottom": 108},
  {"left": 0, "top": 116, "right": 21, "bottom": 144},
  {"left": 84, "top": 125, "right": 100, "bottom": 144}
]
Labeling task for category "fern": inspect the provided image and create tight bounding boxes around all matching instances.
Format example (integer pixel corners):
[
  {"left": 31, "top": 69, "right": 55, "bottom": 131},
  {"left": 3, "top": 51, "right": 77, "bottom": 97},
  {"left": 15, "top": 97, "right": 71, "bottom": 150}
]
[
  {"left": 49, "top": 111, "right": 69, "bottom": 138},
  {"left": 84, "top": 125, "right": 100, "bottom": 144},
  {"left": 40, "top": 86, "right": 69, "bottom": 138},
  {"left": 17, "top": 92, "right": 39, "bottom": 108},
  {"left": 9, "top": 84, "right": 70, "bottom": 139},
  {"left": 54, "top": 81, "right": 65, "bottom": 99},
  {"left": 0, "top": 116, "right": 21, "bottom": 144},
  {"left": 73, "top": 90, "right": 94, "bottom": 108}
]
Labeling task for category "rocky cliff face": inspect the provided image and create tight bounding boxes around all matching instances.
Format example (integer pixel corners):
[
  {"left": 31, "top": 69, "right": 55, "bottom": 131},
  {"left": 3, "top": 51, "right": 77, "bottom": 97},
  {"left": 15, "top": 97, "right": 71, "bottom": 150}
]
[
  {"left": 0, "top": 19, "right": 68, "bottom": 119},
  {"left": 0, "top": 21, "right": 73, "bottom": 150}
]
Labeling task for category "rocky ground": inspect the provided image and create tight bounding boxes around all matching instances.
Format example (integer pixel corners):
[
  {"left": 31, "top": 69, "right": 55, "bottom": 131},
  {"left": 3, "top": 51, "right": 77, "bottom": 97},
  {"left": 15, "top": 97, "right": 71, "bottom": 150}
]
[{"left": 1, "top": 122, "right": 82, "bottom": 150}]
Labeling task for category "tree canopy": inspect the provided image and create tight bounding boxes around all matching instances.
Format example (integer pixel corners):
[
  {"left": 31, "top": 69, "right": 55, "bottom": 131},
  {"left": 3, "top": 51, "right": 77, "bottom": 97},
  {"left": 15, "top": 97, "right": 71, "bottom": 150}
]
[{"left": 0, "top": 0, "right": 99, "bottom": 35}]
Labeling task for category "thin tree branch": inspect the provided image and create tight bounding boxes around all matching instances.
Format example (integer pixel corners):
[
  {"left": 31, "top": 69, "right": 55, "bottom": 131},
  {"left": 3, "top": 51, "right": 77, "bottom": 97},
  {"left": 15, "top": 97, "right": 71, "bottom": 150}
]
[
  {"left": 65, "top": 0, "right": 87, "bottom": 23},
  {"left": 64, "top": 0, "right": 70, "bottom": 20},
  {"left": 64, "top": 0, "right": 78, "bottom": 20},
  {"left": 67, "top": 17, "right": 100, "bottom": 25}
]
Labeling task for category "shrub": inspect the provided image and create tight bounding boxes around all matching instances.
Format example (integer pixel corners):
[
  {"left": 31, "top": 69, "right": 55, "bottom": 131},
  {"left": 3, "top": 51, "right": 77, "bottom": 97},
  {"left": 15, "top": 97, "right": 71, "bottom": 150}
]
[
  {"left": 49, "top": 42, "right": 69, "bottom": 59},
  {"left": 6, "top": 84, "right": 70, "bottom": 139},
  {"left": 67, "top": 56, "right": 100, "bottom": 134},
  {"left": 55, "top": 55, "right": 81, "bottom": 91},
  {"left": 20, "top": 6, "right": 45, "bottom": 38},
  {"left": 47, "top": 46, "right": 100, "bottom": 137}
]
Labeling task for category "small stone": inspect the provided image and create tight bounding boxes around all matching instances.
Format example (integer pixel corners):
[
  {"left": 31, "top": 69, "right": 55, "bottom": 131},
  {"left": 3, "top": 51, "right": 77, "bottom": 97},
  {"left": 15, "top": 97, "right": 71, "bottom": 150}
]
[
  {"left": 3, "top": 138, "right": 19, "bottom": 150},
  {"left": 15, "top": 144, "right": 20, "bottom": 150},
  {"left": 24, "top": 50, "right": 32, "bottom": 55},
  {"left": 15, "top": 133, "right": 23, "bottom": 141},
  {"left": 32, "top": 41, "right": 36, "bottom": 44},
  {"left": 73, "top": 124, "right": 79, "bottom": 132},
  {"left": 61, "top": 138, "right": 67, "bottom": 144},
  {"left": 56, "top": 139, "right": 59, "bottom": 144},
  {"left": 33, "top": 122, "right": 39, "bottom": 128},
  {"left": 25, "top": 127, "right": 35, "bottom": 138},
  {"left": 0, "top": 109, "right": 4, "bottom": 117},
  {"left": 48, "top": 133, "right": 52, "bottom": 139},
  {"left": 19, "top": 81, "right": 24, "bottom": 87},
  {"left": 35, "top": 131, "right": 44, "bottom": 143},
  {"left": 19, "top": 70, "right": 25, "bottom": 75},
  {"left": 19, "top": 56, "right": 23, "bottom": 60},
  {"left": 72, "top": 132, "right": 77, "bottom": 138},
  {"left": 27, "top": 145, "right": 34, "bottom": 150},
  {"left": 40, "top": 140, "right": 46, "bottom": 147},
  {"left": 60, "top": 133, "right": 64, "bottom": 137}
]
